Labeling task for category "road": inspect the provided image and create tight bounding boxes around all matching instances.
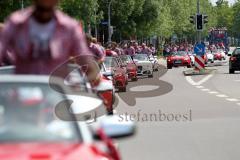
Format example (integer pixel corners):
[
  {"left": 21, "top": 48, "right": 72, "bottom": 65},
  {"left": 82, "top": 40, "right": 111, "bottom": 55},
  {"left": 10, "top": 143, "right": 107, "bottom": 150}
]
[{"left": 115, "top": 58, "right": 240, "bottom": 160}]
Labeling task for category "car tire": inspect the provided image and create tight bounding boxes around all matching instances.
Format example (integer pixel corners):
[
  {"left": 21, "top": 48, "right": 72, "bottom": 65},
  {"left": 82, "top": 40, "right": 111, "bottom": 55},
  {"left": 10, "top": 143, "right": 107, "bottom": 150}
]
[
  {"left": 148, "top": 73, "right": 154, "bottom": 78},
  {"left": 229, "top": 69, "right": 235, "bottom": 74},
  {"left": 187, "top": 65, "right": 192, "bottom": 68},
  {"left": 167, "top": 65, "right": 172, "bottom": 69},
  {"left": 132, "top": 77, "right": 138, "bottom": 81},
  {"left": 119, "top": 87, "right": 127, "bottom": 92},
  {"left": 211, "top": 61, "right": 214, "bottom": 63}
]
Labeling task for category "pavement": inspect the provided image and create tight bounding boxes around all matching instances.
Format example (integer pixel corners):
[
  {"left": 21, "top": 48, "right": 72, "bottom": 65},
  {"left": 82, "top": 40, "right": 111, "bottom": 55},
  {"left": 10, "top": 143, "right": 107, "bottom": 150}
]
[{"left": 115, "top": 57, "right": 240, "bottom": 160}]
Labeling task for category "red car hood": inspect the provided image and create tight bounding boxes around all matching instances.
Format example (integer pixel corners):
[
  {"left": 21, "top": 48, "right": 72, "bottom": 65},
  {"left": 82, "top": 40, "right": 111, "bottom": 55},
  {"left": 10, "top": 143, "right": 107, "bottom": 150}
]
[
  {"left": 169, "top": 56, "right": 185, "bottom": 60},
  {"left": 0, "top": 143, "right": 108, "bottom": 160}
]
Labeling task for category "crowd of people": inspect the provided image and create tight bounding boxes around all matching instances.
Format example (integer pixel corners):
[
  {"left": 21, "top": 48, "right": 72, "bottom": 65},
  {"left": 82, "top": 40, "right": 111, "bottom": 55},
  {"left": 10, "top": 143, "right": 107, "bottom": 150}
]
[{"left": 85, "top": 35, "right": 157, "bottom": 64}]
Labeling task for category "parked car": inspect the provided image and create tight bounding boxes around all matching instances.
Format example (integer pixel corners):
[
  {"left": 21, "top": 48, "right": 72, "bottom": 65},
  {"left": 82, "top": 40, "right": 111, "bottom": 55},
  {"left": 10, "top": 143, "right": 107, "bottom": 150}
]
[
  {"left": 229, "top": 48, "right": 240, "bottom": 74},
  {"left": 167, "top": 51, "right": 192, "bottom": 69},
  {"left": 133, "top": 54, "right": 154, "bottom": 78},
  {"left": 119, "top": 55, "right": 138, "bottom": 81},
  {"left": 0, "top": 75, "right": 136, "bottom": 160},
  {"left": 104, "top": 57, "right": 128, "bottom": 92}
]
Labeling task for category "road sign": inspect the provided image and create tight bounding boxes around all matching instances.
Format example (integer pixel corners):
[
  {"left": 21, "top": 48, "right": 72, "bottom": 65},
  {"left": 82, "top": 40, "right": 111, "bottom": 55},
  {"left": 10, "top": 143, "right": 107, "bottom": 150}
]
[
  {"left": 101, "top": 21, "right": 108, "bottom": 25},
  {"left": 194, "top": 55, "right": 205, "bottom": 70},
  {"left": 194, "top": 43, "right": 205, "bottom": 56}
]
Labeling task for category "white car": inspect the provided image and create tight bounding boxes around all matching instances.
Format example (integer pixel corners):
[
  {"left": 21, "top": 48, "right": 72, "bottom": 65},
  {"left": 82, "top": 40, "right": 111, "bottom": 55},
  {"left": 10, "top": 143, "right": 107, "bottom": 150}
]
[
  {"left": 133, "top": 54, "right": 154, "bottom": 78},
  {"left": 206, "top": 51, "right": 214, "bottom": 63},
  {"left": 219, "top": 49, "right": 227, "bottom": 60},
  {"left": 149, "top": 54, "right": 159, "bottom": 71},
  {"left": 188, "top": 52, "right": 195, "bottom": 65}
]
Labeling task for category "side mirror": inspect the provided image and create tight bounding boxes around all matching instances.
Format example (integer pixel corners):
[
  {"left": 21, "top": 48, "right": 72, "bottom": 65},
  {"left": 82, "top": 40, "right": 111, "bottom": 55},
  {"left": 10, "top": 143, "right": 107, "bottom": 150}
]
[{"left": 92, "top": 115, "right": 136, "bottom": 139}]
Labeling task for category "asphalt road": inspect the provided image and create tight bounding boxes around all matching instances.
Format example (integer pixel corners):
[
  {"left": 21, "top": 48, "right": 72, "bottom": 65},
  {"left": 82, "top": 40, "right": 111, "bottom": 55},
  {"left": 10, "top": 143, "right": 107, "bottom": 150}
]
[{"left": 115, "top": 58, "right": 240, "bottom": 160}]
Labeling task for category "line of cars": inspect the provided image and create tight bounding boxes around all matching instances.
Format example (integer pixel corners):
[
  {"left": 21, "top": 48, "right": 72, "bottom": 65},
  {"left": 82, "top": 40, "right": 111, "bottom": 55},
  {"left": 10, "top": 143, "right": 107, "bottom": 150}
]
[
  {"left": 101, "top": 54, "right": 159, "bottom": 93},
  {"left": 166, "top": 49, "right": 227, "bottom": 69}
]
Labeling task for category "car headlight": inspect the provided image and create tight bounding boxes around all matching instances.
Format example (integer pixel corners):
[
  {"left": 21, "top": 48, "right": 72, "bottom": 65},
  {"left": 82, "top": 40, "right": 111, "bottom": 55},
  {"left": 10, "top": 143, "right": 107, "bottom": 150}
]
[{"left": 107, "top": 76, "right": 113, "bottom": 80}]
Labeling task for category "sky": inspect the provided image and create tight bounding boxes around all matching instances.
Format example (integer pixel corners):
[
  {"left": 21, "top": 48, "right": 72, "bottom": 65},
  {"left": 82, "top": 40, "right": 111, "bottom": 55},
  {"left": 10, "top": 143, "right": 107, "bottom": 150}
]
[{"left": 210, "top": 0, "right": 236, "bottom": 5}]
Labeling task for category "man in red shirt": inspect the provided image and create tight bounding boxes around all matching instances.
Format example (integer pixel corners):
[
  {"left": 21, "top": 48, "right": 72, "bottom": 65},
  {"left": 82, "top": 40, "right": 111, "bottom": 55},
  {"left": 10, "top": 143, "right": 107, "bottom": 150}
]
[{"left": 0, "top": 0, "right": 100, "bottom": 83}]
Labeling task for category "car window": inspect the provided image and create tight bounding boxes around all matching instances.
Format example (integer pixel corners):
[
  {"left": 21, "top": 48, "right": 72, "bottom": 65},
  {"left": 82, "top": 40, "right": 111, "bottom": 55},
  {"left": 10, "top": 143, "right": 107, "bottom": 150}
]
[
  {"left": 0, "top": 83, "right": 81, "bottom": 143},
  {"left": 134, "top": 54, "right": 148, "bottom": 61},
  {"left": 233, "top": 49, "right": 240, "bottom": 56},
  {"left": 104, "top": 57, "right": 119, "bottom": 68}
]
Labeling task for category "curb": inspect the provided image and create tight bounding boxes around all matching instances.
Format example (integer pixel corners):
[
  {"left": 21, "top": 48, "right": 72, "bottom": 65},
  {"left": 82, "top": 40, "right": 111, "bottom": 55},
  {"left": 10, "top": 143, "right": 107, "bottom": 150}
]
[{"left": 183, "top": 69, "right": 216, "bottom": 76}]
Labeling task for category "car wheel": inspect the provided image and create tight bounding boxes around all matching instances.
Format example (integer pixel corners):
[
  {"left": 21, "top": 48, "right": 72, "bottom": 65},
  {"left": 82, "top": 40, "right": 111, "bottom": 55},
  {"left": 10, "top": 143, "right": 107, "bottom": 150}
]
[
  {"left": 148, "top": 73, "right": 154, "bottom": 78},
  {"left": 187, "top": 65, "right": 192, "bottom": 68},
  {"left": 119, "top": 87, "right": 127, "bottom": 92},
  {"left": 229, "top": 69, "right": 235, "bottom": 74},
  {"left": 211, "top": 60, "right": 214, "bottom": 63},
  {"left": 132, "top": 77, "right": 138, "bottom": 81},
  {"left": 167, "top": 65, "right": 172, "bottom": 69}
]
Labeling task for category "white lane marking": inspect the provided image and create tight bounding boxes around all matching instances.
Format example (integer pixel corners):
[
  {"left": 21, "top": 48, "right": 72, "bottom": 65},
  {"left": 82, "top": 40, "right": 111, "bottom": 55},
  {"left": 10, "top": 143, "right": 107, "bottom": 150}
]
[
  {"left": 226, "top": 98, "right": 239, "bottom": 102},
  {"left": 209, "top": 91, "right": 219, "bottom": 94},
  {"left": 216, "top": 95, "right": 228, "bottom": 98},
  {"left": 185, "top": 74, "right": 213, "bottom": 86},
  {"left": 201, "top": 88, "right": 210, "bottom": 92},
  {"left": 196, "top": 86, "right": 204, "bottom": 89}
]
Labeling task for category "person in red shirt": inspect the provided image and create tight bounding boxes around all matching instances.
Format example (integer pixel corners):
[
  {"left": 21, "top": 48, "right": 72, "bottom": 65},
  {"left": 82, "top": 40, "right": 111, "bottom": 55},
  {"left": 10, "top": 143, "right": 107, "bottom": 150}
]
[{"left": 0, "top": 0, "right": 100, "bottom": 83}]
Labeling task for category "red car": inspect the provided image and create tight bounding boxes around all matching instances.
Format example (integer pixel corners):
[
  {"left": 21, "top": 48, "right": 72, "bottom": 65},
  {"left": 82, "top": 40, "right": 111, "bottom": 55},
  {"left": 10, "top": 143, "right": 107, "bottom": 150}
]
[
  {"left": 119, "top": 55, "right": 138, "bottom": 81},
  {"left": 0, "top": 75, "right": 136, "bottom": 160},
  {"left": 213, "top": 50, "right": 226, "bottom": 61},
  {"left": 167, "top": 51, "right": 192, "bottom": 69},
  {"left": 104, "top": 57, "right": 128, "bottom": 92}
]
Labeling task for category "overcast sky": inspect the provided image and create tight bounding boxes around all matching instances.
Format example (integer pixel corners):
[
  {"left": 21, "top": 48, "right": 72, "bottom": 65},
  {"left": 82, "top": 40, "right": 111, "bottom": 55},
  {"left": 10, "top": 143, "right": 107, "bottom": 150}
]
[{"left": 210, "top": 0, "right": 236, "bottom": 5}]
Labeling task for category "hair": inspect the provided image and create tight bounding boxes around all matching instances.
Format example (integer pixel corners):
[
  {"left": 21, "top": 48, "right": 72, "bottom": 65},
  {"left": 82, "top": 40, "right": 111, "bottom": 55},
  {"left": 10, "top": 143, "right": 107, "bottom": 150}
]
[{"left": 92, "top": 37, "right": 97, "bottom": 44}]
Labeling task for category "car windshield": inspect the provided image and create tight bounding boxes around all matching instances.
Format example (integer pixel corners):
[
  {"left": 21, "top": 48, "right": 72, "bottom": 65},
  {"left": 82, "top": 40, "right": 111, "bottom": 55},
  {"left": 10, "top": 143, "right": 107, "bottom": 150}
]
[
  {"left": 133, "top": 54, "right": 149, "bottom": 61},
  {"left": 120, "top": 55, "right": 133, "bottom": 63},
  {"left": 104, "top": 57, "right": 118, "bottom": 68},
  {"left": 0, "top": 83, "right": 80, "bottom": 143},
  {"left": 233, "top": 49, "right": 240, "bottom": 56},
  {"left": 171, "top": 52, "right": 186, "bottom": 56}
]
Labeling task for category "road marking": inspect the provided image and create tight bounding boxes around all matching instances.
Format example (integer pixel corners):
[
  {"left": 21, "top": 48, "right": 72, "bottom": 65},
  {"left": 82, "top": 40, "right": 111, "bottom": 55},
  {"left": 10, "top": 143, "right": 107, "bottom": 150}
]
[
  {"left": 201, "top": 88, "right": 210, "bottom": 92},
  {"left": 226, "top": 98, "right": 239, "bottom": 102},
  {"left": 196, "top": 86, "right": 204, "bottom": 89},
  {"left": 234, "top": 80, "right": 240, "bottom": 82},
  {"left": 185, "top": 74, "right": 213, "bottom": 86},
  {"left": 209, "top": 91, "right": 219, "bottom": 94},
  {"left": 216, "top": 94, "right": 228, "bottom": 98}
]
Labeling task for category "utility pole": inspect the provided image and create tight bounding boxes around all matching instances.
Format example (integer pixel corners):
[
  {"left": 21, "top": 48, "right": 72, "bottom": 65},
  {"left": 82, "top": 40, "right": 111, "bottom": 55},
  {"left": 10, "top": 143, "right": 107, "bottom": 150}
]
[
  {"left": 197, "top": 0, "right": 201, "bottom": 43},
  {"left": 108, "top": 0, "right": 113, "bottom": 43},
  {"left": 21, "top": 0, "right": 24, "bottom": 10}
]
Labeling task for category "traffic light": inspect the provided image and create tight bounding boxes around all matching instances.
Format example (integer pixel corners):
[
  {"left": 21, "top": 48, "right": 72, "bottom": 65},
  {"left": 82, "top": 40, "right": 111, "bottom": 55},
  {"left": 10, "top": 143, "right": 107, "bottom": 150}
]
[
  {"left": 203, "top": 15, "right": 208, "bottom": 24},
  {"left": 189, "top": 15, "right": 195, "bottom": 24},
  {"left": 196, "top": 14, "right": 203, "bottom": 31}
]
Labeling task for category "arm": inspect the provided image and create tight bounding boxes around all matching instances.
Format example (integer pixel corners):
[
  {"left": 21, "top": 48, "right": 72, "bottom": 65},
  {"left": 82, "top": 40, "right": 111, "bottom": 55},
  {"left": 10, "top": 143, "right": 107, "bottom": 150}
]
[
  {"left": 71, "top": 23, "right": 101, "bottom": 84},
  {"left": 0, "top": 20, "right": 14, "bottom": 66}
]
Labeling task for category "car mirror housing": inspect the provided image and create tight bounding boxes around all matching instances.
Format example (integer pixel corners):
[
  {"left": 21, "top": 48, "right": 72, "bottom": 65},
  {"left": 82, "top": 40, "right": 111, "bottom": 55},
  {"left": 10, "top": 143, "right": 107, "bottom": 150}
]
[{"left": 92, "top": 115, "right": 136, "bottom": 139}]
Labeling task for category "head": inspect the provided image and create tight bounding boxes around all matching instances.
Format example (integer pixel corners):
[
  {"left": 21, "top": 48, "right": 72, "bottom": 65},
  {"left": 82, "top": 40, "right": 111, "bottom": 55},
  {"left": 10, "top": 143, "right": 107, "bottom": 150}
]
[
  {"left": 86, "top": 34, "right": 93, "bottom": 46},
  {"left": 33, "top": 0, "right": 58, "bottom": 11},
  {"left": 32, "top": 0, "right": 58, "bottom": 23},
  {"left": 92, "top": 38, "right": 97, "bottom": 44}
]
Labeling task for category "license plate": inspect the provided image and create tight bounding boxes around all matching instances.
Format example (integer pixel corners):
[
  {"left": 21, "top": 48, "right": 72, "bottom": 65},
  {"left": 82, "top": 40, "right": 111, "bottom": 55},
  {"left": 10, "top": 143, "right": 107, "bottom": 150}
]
[{"left": 174, "top": 60, "right": 182, "bottom": 64}]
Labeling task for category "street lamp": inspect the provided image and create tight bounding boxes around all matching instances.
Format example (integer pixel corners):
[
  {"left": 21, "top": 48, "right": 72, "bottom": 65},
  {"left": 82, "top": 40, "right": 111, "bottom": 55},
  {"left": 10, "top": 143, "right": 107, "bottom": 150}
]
[{"left": 107, "top": 0, "right": 113, "bottom": 43}]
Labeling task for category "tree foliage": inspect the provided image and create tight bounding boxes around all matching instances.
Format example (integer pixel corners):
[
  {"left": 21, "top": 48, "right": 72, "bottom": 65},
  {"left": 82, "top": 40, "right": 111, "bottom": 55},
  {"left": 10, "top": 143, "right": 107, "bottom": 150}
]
[{"left": 0, "top": 0, "right": 240, "bottom": 39}]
